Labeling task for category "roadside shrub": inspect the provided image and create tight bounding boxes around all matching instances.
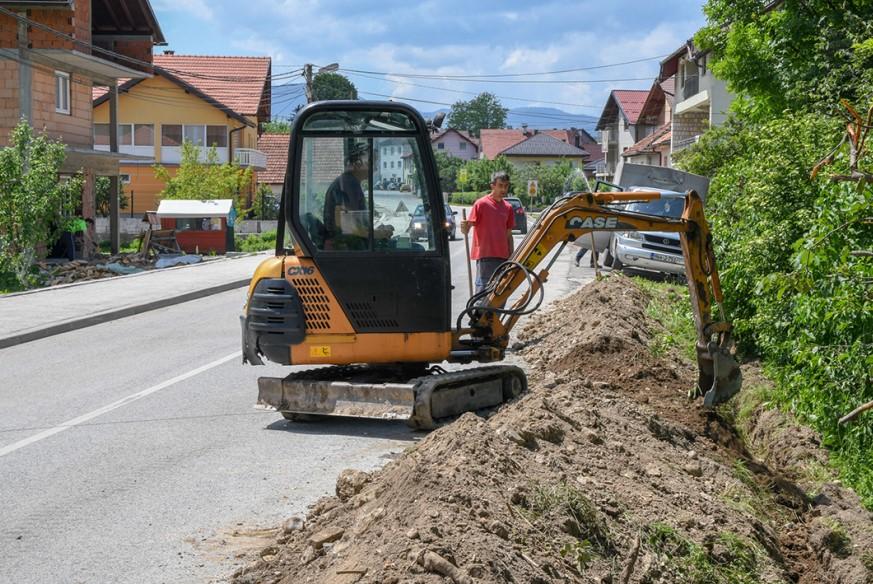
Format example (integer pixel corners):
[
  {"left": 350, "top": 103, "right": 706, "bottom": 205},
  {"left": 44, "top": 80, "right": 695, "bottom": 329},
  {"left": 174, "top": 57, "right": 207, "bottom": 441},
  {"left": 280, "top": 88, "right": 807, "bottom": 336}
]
[
  {"left": 677, "top": 110, "right": 873, "bottom": 507},
  {"left": 236, "top": 230, "right": 277, "bottom": 252}
]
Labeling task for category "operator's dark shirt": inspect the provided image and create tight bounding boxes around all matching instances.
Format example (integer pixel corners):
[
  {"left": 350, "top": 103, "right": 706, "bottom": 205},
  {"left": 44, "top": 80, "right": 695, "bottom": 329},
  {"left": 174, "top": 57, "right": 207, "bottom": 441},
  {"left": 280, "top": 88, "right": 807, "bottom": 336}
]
[{"left": 323, "top": 171, "right": 367, "bottom": 237}]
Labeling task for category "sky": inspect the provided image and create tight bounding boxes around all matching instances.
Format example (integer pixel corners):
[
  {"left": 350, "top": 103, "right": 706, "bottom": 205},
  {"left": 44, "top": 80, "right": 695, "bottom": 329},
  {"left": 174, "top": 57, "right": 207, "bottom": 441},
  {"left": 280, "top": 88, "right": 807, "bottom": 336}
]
[{"left": 150, "top": 0, "right": 707, "bottom": 127}]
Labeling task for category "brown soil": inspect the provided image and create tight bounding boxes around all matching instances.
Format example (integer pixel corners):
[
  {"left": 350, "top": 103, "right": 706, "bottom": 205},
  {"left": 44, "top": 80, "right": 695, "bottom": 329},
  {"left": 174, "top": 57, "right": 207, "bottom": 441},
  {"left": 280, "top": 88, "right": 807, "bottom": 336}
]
[{"left": 230, "top": 274, "right": 873, "bottom": 584}]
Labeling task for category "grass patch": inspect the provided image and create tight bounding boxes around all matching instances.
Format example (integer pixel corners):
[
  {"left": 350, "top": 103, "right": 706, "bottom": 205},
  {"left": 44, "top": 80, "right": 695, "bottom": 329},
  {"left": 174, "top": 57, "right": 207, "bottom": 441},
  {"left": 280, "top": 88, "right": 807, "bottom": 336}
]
[
  {"left": 645, "top": 522, "right": 762, "bottom": 583},
  {"left": 632, "top": 277, "right": 698, "bottom": 363},
  {"left": 518, "top": 482, "right": 612, "bottom": 554},
  {"left": 721, "top": 460, "right": 772, "bottom": 523}
]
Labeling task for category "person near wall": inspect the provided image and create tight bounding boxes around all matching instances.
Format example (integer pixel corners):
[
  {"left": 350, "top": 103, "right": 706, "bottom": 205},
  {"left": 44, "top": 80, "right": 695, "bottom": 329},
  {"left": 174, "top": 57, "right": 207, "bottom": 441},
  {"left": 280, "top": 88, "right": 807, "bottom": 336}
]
[{"left": 460, "top": 171, "right": 515, "bottom": 294}]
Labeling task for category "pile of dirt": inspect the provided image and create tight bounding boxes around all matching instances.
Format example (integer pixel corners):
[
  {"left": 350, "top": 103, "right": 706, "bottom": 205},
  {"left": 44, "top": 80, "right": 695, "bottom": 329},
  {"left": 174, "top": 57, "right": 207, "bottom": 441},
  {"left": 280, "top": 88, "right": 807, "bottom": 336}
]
[{"left": 231, "top": 274, "right": 873, "bottom": 584}]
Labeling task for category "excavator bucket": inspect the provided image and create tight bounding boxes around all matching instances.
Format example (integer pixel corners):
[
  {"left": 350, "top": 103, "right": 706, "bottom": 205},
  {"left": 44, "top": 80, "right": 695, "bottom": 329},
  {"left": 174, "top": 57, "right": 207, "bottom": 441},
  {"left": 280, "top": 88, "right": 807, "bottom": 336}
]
[{"left": 696, "top": 341, "right": 742, "bottom": 407}]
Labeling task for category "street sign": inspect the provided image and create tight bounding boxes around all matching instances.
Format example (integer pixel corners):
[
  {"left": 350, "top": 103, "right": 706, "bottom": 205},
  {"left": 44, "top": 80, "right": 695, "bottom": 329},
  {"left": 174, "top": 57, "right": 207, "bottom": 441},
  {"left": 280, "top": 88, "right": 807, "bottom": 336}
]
[{"left": 527, "top": 180, "right": 538, "bottom": 197}]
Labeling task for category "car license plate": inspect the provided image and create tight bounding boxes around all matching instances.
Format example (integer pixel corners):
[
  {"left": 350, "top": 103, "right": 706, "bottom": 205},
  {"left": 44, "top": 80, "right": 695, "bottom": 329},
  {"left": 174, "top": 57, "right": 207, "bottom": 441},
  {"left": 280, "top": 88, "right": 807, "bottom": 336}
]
[{"left": 651, "top": 252, "right": 683, "bottom": 265}]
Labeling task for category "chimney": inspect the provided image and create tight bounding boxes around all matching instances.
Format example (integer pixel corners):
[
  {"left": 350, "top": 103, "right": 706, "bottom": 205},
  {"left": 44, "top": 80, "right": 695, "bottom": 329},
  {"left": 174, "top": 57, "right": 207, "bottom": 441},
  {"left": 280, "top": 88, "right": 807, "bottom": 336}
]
[
  {"left": 521, "top": 123, "right": 531, "bottom": 137},
  {"left": 163, "top": 50, "right": 175, "bottom": 55}
]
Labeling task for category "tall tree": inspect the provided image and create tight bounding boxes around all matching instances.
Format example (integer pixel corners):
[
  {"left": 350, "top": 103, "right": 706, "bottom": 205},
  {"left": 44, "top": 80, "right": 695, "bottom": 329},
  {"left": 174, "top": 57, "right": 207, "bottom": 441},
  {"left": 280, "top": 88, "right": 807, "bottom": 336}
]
[
  {"left": 312, "top": 72, "right": 358, "bottom": 101},
  {"left": 448, "top": 92, "right": 508, "bottom": 137}
]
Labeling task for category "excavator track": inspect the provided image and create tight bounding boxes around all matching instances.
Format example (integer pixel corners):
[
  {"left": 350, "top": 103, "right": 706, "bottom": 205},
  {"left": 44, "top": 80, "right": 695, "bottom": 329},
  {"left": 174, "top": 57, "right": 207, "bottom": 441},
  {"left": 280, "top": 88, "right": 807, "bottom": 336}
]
[{"left": 258, "top": 364, "right": 527, "bottom": 430}]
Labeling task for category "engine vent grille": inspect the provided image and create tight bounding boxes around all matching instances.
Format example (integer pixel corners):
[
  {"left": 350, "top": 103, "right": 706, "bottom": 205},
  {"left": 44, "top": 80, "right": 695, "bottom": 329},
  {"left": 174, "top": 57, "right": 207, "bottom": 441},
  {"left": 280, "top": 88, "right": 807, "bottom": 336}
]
[
  {"left": 345, "top": 301, "right": 399, "bottom": 330},
  {"left": 289, "top": 277, "right": 332, "bottom": 331}
]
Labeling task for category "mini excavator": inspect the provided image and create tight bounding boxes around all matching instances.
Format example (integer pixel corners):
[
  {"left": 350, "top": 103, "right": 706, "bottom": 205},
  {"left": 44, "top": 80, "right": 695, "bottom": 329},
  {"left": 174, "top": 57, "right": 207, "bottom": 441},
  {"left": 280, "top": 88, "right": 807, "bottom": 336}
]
[{"left": 241, "top": 101, "right": 741, "bottom": 429}]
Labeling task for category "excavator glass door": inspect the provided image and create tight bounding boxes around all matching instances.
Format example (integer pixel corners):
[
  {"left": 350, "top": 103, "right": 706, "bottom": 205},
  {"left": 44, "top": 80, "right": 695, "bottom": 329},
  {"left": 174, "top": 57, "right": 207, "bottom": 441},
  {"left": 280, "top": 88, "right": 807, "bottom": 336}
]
[{"left": 284, "top": 102, "right": 452, "bottom": 334}]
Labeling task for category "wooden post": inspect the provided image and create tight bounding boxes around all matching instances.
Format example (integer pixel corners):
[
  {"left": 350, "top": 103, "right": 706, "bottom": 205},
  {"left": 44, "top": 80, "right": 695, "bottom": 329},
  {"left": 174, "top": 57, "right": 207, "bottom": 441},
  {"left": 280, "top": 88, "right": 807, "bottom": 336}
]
[
  {"left": 462, "top": 208, "right": 473, "bottom": 297},
  {"left": 109, "top": 84, "right": 120, "bottom": 255}
]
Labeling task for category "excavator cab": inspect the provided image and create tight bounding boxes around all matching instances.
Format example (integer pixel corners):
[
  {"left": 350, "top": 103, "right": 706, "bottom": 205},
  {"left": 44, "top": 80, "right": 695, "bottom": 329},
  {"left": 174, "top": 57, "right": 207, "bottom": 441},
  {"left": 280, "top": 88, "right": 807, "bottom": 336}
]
[{"left": 282, "top": 101, "right": 453, "bottom": 340}]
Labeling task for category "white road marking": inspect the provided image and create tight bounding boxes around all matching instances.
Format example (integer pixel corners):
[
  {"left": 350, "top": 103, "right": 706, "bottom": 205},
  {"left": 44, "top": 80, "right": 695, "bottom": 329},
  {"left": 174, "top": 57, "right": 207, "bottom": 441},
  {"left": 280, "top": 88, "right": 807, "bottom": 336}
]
[{"left": 0, "top": 351, "right": 241, "bottom": 458}]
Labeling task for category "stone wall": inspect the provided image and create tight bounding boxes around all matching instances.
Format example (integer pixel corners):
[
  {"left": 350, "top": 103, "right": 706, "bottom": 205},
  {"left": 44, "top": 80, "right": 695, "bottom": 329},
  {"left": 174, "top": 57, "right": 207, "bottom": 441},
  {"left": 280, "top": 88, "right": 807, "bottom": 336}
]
[{"left": 671, "top": 110, "right": 709, "bottom": 150}]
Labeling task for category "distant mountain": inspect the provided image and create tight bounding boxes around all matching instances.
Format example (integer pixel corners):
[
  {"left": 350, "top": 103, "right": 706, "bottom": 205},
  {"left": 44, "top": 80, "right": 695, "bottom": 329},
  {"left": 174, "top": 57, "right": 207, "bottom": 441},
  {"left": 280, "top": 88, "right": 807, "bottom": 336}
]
[
  {"left": 271, "top": 89, "right": 598, "bottom": 134},
  {"left": 420, "top": 106, "right": 598, "bottom": 134}
]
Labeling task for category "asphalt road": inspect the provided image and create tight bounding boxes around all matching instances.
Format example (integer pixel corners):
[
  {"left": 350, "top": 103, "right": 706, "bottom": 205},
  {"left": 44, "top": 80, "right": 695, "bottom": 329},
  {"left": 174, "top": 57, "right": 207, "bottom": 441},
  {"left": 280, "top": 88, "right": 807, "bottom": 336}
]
[{"left": 0, "top": 227, "right": 585, "bottom": 584}]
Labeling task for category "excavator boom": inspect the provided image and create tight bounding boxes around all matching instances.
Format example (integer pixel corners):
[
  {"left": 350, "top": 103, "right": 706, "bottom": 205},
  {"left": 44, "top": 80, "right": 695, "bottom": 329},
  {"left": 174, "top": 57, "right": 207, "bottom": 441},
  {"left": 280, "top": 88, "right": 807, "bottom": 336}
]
[{"left": 454, "top": 189, "right": 741, "bottom": 407}]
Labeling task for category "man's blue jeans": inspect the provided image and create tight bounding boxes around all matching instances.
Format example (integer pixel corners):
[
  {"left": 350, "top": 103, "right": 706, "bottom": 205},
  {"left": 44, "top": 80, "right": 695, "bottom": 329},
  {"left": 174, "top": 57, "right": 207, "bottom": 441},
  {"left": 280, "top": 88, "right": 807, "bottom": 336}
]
[{"left": 475, "top": 257, "right": 506, "bottom": 294}]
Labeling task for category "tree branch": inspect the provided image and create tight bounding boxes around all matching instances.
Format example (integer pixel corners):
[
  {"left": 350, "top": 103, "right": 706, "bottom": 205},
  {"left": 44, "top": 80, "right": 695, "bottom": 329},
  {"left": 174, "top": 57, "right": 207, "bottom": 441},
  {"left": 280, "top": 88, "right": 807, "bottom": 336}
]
[{"left": 839, "top": 400, "right": 873, "bottom": 425}]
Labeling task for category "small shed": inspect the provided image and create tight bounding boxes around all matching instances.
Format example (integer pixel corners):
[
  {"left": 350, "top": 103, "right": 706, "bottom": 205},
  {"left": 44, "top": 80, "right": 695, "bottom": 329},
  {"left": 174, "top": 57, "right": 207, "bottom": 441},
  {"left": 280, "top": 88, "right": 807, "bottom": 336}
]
[{"left": 155, "top": 199, "right": 236, "bottom": 254}]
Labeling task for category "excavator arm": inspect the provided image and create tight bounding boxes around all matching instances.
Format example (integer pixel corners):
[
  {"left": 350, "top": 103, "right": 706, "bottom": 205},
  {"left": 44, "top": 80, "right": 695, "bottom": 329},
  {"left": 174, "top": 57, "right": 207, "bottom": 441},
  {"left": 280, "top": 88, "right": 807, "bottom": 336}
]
[{"left": 454, "top": 189, "right": 741, "bottom": 407}]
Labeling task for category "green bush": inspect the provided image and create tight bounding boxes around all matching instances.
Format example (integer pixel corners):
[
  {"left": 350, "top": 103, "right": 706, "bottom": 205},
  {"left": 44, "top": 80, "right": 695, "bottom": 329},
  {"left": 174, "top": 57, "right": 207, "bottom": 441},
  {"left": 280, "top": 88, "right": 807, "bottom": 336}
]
[
  {"left": 236, "top": 230, "right": 277, "bottom": 252},
  {"left": 677, "top": 111, "right": 873, "bottom": 507},
  {"left": 448, "top": 191, "right": 485, "bottom": 205},
  {"left": 456, "top": 156, "right": 513, "bottom": 192}
]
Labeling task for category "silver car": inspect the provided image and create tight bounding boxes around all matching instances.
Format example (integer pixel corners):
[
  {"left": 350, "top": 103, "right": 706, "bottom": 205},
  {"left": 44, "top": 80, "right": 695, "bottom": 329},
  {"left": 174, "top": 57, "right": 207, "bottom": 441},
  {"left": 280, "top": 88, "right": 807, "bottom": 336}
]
[{"left": 604, "top": 189, "right": 686, "bottom": 276}]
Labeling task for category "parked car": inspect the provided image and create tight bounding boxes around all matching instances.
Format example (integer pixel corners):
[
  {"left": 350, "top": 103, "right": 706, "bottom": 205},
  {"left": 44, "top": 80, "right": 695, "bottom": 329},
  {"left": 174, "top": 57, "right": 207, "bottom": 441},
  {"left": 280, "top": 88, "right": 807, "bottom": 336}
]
[
  {"left": 605, "top": 188, "right": 685, "bottom": 276},
  {"left": 505, "top": 197, "right": 527, "bottom": 234},
  {"left": 409, "top": 203, "right": 458, "bottom": 241}
]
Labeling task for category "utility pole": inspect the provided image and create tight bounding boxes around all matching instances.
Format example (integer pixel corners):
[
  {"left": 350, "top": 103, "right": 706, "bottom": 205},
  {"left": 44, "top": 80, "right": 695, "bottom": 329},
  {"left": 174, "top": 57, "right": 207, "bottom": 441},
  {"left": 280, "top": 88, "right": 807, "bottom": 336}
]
[
  {"left": 303, "top": 63, "right": 313, "bottom": 103},
  {"left": 303, "top": 63, "right": 340, "bottom": 104}
]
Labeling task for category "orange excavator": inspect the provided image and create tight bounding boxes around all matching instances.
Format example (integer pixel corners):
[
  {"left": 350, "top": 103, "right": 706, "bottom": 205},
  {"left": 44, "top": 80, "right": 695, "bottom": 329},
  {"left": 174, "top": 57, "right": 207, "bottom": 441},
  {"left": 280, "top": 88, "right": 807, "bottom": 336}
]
[{"left": 241, "top": 101, "right": 741, "bottom": 429}]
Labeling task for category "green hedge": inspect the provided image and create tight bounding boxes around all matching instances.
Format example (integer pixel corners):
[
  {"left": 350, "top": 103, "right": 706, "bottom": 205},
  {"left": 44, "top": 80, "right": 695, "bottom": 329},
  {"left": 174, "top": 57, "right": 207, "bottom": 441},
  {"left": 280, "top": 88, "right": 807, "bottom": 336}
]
[
  {"left": 235, "top": 230, "right": 277, "bottom": 252},
  {"left": 677, "top": 112, "right": 873, "bottom": 506}
]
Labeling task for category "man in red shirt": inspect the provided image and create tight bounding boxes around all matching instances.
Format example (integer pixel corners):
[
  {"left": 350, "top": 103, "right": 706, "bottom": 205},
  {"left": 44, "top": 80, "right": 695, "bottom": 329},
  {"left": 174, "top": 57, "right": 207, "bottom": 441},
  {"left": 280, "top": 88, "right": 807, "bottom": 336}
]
[{"left": 460, "top": 171, "right": 515, "bottom": 294}]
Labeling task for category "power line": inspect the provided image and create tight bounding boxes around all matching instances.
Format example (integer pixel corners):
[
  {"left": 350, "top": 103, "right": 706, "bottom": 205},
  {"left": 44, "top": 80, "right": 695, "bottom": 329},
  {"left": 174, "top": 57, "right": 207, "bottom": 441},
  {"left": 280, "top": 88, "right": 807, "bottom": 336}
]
[
  {"left": 340, "top": 55, "right": 667, "bottom": 79},
  {"left": 343, "top": 70, "right": 604, "bottom": 110}
]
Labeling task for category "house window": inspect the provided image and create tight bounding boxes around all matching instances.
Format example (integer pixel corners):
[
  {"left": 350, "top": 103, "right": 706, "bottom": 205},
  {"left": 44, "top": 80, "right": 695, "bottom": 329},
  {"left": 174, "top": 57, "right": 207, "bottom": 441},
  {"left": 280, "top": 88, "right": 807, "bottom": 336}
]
[
  {"left": 183, "top": 125, "right": 205, "bottom": 146},
  {"left": 398, "top": 160, "right": 403, "bottom": 169},
  {"left": 383, "top": 161, "right": 387, "bottom": 168},
  {"left": 206, "top": 125, "right": 227, "bottom": 147},
  {"left": 459, "top": 142, "right": 466, "bottom": 151},
  {"left": 119, "top": 124, "right": 133, "bottom": 146},
  {"left": 120, "top": 174, "right": 131, "bottom": 184},
  {"left": 162, "top": 125, "right": 183, "bottom": 146},
  {"left": 437, "top": 143, "right": 445, "bottom": 150},
  {"left": 134, "top": 124, "right": 154, "bottom": 146},
  {"left": 55, "top": 71, "right": 70, "bottom": 114}
]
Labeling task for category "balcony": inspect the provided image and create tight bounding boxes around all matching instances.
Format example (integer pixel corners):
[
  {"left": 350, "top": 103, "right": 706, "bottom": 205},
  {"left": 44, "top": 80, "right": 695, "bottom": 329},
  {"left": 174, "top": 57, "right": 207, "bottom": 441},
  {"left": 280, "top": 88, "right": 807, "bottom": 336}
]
[
  {"left": 672, "top": 135, "right": 701, "bottom": 152},
  {"left": 234, "top": 148, "right": 267, "bottom": 170}
]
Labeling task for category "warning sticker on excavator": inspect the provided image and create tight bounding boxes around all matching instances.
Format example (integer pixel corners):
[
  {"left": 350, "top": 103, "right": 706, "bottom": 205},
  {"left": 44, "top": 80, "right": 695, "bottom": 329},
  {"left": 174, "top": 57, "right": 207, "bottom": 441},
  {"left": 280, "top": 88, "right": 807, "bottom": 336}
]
[{"left": 309, "top": 345, "right": 331, "bottom": 357}]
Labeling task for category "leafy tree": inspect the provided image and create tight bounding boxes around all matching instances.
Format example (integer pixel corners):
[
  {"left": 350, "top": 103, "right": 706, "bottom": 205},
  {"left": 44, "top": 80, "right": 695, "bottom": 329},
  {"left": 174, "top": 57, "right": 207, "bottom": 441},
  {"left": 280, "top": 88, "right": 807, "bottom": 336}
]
[
  {"left": 434, "top": 151, "right": 465, "bottom": 193},
  {"left": 153, "top": 141, "right": 253, "bottom": 212},
  {"left": 457, "top": 155, "right": 513, "bottom": 192},
  {"left": 0, "top": 121, "right": 82, "bottom": 286},
  {"left": 312, "top": 72, "right": 358, "bottom": 101},
  {"left": 95, "top": 176, "right": 129, "bottom": 216},
  {"left": 252, "top": 183, "right": 279, "bottom": 220},
  {"left": 448, "top": 92, "right": 508, "bottom": 137},
  {"left": 510, "top": 160, "right": 575, "bottom": 207},
  {"left": 261, "top": 120, "right": 291, "bottom": 134},
  {"left": 696, "top": 0, "right": 873, "bottom": 118}
]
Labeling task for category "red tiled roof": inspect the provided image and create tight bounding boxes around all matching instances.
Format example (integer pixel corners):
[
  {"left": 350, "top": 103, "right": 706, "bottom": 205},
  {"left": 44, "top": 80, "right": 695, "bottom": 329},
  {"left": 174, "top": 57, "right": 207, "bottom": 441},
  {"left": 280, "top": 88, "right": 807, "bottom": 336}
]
[
  {"left": 479, "top": 129, "right": 575, "bottom": 160},
  {"left": 612, "top": 90, "right": 649, "bottom": 125},
  {"left": 257, "top": 133, "right": 290, "bottom": 184},
  {"left": 622, "top": 123, "right": 672, "bottom": 157},
  {"left": 93, "top": 54, "right": 270, "bottom": 117}
]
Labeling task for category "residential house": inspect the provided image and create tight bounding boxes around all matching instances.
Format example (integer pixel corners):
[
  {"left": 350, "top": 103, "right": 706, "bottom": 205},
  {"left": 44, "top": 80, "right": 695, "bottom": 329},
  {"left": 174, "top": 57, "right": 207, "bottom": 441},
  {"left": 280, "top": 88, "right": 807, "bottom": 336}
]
[
  {"left": 594, "top": 89, "right": 649, "bottom": 181},
  {"left": 660, "top": 40, "right": 733, "bottom": 154},
  {"left": 430, "top": 128, "right": 478, "bottom": 160},
  {"left": 257, "top": 132, "right": 289, "bottom": 198},
  {"left": 92, "top": 52, "right": 271, "bottom": 213},
  {"left": 498, "top": 132, "right": 588, "bottom": 168},
  {"left": 621, "top": 77, "right": 675, "bottom": 168},
  {"left": 480, "top": 128, "right": 592, "bottom": 160},
  {"left": 0, "top": 0, "right": 165, "bottom": 251}
]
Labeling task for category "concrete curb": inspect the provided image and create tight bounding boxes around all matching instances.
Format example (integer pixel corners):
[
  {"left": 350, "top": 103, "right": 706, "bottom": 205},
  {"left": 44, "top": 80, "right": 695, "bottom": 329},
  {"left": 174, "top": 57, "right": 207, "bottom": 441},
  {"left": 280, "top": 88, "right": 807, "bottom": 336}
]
[{"left": 0, "top": 278, "right": 250, "bottom": 349}]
